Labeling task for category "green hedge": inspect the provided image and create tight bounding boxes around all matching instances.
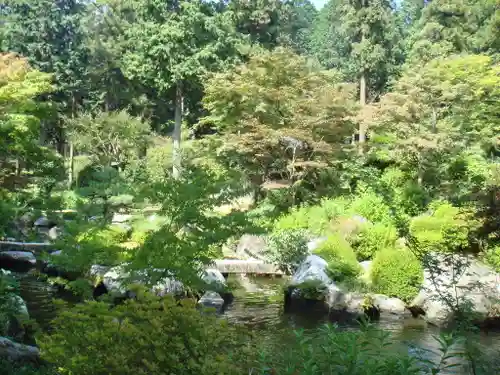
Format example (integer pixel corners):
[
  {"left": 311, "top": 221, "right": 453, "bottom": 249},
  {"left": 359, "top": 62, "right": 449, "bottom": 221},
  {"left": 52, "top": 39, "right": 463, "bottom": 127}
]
[{"left": 371, "top": 247, "right": 423, "bottom": 304}]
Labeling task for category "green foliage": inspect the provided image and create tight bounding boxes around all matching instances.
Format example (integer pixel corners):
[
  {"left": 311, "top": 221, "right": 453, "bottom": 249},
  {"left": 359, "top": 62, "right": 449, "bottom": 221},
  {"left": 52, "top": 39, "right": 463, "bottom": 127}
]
[
  {"left": 0, "top": 361, "right": 55, "bottom": 375},
  {"left": 274, "top": 196, "right": 351, "bottom": 234},
  {"left": 0, "top": 270, "right": 26, "bottom": 337},
  {"left": 130, "top": 168, "right": 251, "bottom": 287},
  {"left": 483, "top": 245, "right": 500, "bottom": 273},
  {"left": 38, "top": 292, "right": 252, "bottom": 375},
  {"left": 313, "top": 234, "right": 360, "bottom": 282},
  {"left": 379, "top": 167, "right": 428, "bottom": 219},
  {"left": 371, "top": 247, "right": 423, "bottom": 303},
  {"left": 349, "top": 188, "right": 394, "bottom": 226},
  {"left": 51, "top": 222, "right": 130, "bottom": 275},
  {"left": 203, "top": 46, "right": 356, "bottom": 204},
  {"left": 410, "top": 201, "right": 472, "bottom": 254},
  {"left": 0, "top": 53, "right": 58, "bottom": 192},
  {"left": 67, "top": 111, "right": 151, "bottom": 167},
  {"left": 309, "top": 0, "right": 404, "bottom": 100},
  {"left": 352, "top": 223, "right": 398, "bottom": 261},
  {"left": 292, "top": 279, "right": 328, "bottom": 300},
  {"left": 266, "top": 229, "right": 309, "bottom": 274},
  {"left": 254, "top": 323, "right": 421, "bottom": 375}
]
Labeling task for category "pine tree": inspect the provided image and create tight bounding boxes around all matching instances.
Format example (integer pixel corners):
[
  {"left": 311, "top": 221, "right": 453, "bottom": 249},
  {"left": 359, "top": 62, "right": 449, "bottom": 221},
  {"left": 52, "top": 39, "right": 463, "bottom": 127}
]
[{"left": 121, "top": 0, "right": 245, "bottom": 179}]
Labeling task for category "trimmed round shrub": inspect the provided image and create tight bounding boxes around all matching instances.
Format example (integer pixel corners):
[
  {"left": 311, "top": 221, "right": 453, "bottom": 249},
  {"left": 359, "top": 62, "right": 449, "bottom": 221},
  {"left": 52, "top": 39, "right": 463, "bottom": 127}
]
[
  {"left": 352, "top": 223, "right": 398, "bottom": 261},
  {"left": 371, "top": 247, "right": 423, "bottom": 303},
  {"left": 313, "top": 234, "right": 360, "bottom": 282}
]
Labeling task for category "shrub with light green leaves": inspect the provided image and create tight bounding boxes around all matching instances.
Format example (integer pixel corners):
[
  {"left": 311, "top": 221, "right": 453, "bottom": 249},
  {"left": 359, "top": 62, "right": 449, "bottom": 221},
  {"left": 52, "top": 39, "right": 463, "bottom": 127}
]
[
  {"left": 409, "top": 201, "right": 472, "bottom": 254},
  {"left": 484, "top": 245, "right": 500, "bottom": 273},
  {"left": 267, "top": 229, "right": 309, "bottom": 274},
  {"left": 39, "top": 292, "right": 252, "bottom": 375},
  {"left": 51, "top": 223, "right": 130, "bottom": 274},
  {"left": 352, "top": 223, "right": 398, "bottom": 261},
  {"left": 349, "top": 188, "right": 394, "bottom": 225},
  {"left": 371, "top": 247, "right": 423, "bottom": 303},
  {"left": 274, "top": 196, "right": 350, "bottom": 234},
  {"left": 312, "top": 234, "right": 360, "bottom": 282}
]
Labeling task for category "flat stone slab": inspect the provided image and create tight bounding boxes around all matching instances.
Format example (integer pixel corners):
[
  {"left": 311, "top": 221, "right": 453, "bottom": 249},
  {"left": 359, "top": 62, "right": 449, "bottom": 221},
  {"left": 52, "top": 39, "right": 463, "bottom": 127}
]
[{"left": 213, "top": 259, "right": 283, "bottom": 275}]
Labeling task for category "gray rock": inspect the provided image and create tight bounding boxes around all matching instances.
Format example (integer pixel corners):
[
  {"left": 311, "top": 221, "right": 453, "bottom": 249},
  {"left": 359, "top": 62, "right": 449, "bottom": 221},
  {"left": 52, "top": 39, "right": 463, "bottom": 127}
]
[
  {"left": 235, "top": 234, "right": 268, "bottom": 260},
  {"left": 102, "top": 265, "right": 184, "bottom": 298},
  {"left": 151, "top": 277, "right": 184, "bottom": 297},
  {"left": 410, "top": 254, "right": 500, "bottom": 327},
  {"left": 34, "top": 216, "right": 50, "bottom": 227},
  {"left": 0, "top": 337, "right": 39, "bottom": 362},
  {"left": 201, "top": 268, "right": 226, "bottom": 290},
  {"left": 47, "top": 226, "right": 61, "bottom": 240},
  {"left": 373, "top": 294, "right": 409, "bottom": 317},
  {"left": 0, "top": 251, "right": 36, "bottom": 265},
  {"left": 198, "top": 291, "right": 225, "bottom": 312},
  {"left": 288, "top": 255, "right": 348, "bottom": 309},
  {"left": 90, "top": 265, "right": 110, "bottom": 279},
  {"left": 290, "top": 255, "right": 332, "bottom": 288}
]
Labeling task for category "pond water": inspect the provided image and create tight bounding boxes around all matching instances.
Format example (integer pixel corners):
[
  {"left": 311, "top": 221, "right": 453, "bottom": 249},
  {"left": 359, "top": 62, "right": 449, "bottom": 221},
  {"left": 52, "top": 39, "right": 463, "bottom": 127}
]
[{"left": 13, "top": 271, "right": 500, "bottom": 374}]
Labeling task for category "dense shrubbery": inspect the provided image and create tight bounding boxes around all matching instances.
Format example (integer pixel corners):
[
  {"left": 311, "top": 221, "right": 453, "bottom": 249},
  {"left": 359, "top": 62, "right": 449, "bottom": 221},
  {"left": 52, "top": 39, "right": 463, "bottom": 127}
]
[
  {"left": 410, "top": 202, "right": 472, "bottom": 254},
  {"left": 371, "top": 247, "right": 423, "bottom": 304},
  {"left": 266, "top": 229, "right": 309, "bottom": 274},
  {"left": 273, "top": 196, "right": 350, "bottom": 234},
  {"left": 351, "top": 222, "right": 398, "bottom": 261},
  {"left": 39, "top": 293, "right": 253, "bottom": 375},
  {"left": 312, "top": 234, "right": 360, "bottom": 282}
]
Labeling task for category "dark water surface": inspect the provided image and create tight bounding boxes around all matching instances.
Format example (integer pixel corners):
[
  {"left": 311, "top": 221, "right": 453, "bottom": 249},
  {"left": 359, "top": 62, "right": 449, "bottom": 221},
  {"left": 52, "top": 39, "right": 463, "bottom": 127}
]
[{"left": 14, "top": 272, "right": 500, "bottom": 374}]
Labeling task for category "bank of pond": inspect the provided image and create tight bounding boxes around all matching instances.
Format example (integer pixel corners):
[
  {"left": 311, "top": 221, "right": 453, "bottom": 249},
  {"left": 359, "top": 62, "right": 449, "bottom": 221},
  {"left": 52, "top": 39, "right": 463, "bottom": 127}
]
[{"left": 1, "top": 254, "right": 500, "bottom": 375}]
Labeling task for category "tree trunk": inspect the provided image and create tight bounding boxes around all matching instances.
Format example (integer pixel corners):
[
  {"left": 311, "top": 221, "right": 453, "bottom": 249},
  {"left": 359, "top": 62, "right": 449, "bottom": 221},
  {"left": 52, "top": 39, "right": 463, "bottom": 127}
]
[
  {"left": 67, "top": 95, "right": 77, "bottom": 189},
  {"left": 358, "top": 0, "right": 367, "bottom": 156},
  {"left": 172, "top": 81, "right": 184, "bottom": 179},
  {"left": 358, "top": 72, "right": 367, "bottom": 155},
  {"left": 68, "top": 142, "right": 74, "bottom": 189}
]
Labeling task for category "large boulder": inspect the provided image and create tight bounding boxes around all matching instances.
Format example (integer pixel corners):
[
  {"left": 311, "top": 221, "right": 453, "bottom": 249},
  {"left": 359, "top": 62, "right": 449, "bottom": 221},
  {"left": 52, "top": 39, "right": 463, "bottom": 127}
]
[
  {"left": 198, "top": 291, "right": 225, "bottom": 313},
  {"left": 0, "top": 337, "right": 39, "bottom": 362},
  {"left": 100, "top": 265, "right": 184, "bottom": 298},
  {"left": 201, "top": 268, "right": 227, "bottom": 291},
  {"left": 285, "top": 255, "right": 348, "bottom": 312},
  {"left": 410, "top": 254, "right": 500, "bottom": 327},
  {"left": 285, "top": 256, "right": 410, "bottom": 321},
  {"left": 0, "top": 251, "right": 36, "bottom": 270},
  {"left": 235, "top": 234, "right": 268, "bottom": 260},
  {"left": 373, "top": 294, "right": 409, "bottom": 318}
]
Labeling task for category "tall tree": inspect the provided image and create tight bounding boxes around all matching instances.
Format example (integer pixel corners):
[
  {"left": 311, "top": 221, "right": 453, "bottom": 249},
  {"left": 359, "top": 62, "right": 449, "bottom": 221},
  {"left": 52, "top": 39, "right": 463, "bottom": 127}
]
[
  {"left": 370, "top": 54, "right": 500, "bottom": 190},
  {"left": 121, "top": 0, "right": 245, "bottom": 179},
  {"left": 202, "top": 47, "right": 357, "bottom": 203},
  {"left": 2, "top": 0, "right": 90, "bottom": 148},
  {"left": 406, "top": 0, "right": 500, "bottom": 64},
  {"left": 0, "top": 53, "right": 62, "bottom": 191},
  {"left": 310, "top": 0, "right": 403, "bottom": 151}
]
